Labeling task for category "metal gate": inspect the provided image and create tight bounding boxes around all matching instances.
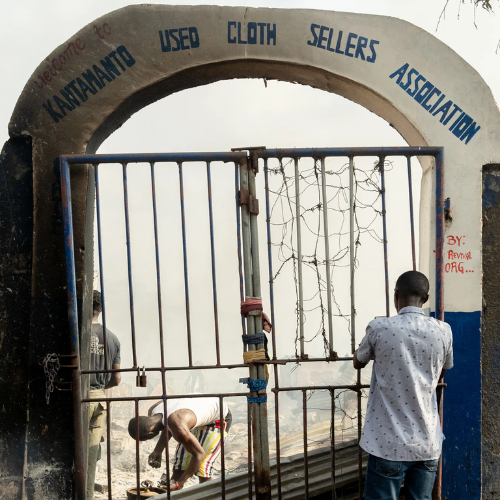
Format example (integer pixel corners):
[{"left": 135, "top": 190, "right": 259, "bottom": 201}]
[{"left": 60, "top": 146, "right": 444, "bottom": 500}]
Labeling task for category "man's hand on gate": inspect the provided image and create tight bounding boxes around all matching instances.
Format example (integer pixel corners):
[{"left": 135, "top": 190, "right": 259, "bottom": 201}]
[{"left": 148, "top": 451, "right": 162, "bottom": 468}]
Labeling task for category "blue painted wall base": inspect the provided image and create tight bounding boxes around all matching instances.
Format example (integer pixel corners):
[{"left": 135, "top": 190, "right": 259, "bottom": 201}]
[{"left": 442, "top": 311, "right": 481, "bottom": 499}]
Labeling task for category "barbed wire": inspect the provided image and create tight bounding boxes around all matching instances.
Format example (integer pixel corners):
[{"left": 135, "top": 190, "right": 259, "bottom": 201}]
[{"left": 266, "top": 157, "right": 393, "bottom": 357}]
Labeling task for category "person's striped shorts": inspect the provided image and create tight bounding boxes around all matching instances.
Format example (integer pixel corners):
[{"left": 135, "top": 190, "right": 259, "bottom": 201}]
[{"left": 173, "top": 414, "right": 230, "bottom": 478}]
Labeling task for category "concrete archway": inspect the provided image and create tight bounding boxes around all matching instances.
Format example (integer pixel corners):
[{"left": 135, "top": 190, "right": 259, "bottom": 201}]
[{"left": 2, "top": 5, "right": 499, "bottom": 499}]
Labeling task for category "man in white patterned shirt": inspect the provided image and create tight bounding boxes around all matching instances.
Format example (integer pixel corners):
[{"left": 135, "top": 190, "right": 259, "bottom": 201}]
[{"left": 354, "top": 271, "right": 453, "bottom": 500}]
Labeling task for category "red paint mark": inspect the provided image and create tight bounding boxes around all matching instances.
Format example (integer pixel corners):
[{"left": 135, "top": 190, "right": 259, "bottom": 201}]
[
  {"left": 33, "top": 37, "right": 86, "bottom": 90},
  {"left": 94, "top": 23, "right": 112, "bottom": 40}
]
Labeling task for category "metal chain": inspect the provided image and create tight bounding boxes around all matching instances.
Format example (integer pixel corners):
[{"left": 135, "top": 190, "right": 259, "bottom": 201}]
[{"left": 41, "top": 353, "right": 60, "bottom": 404}]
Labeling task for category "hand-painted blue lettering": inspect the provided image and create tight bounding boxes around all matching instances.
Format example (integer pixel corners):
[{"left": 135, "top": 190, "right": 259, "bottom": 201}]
[
  {"left": 355, "top": 36, "right": 368, "bottom": 60},
  {"left": 345, "top": 32, "right": 358, "bottom": 57},
  {"left": 228, "top": 22, "right": 237, "bottom": 43},
  {"left": 188, "top": 27, "right": 200, "bottom": 48},
  {"left": 400, "top": 68, "right": 419, "bottom": 91},
  {"left": 453, "top": 114, "right": 473, "bottom": 138},
  {"left": 318, "top": 26, "right": 328, "bottom": 49},
  {"left": 42, "top": 46, "right": 136, "bottom": 123},
  {"left": 429, "top": 94, "right": 445, "bottom": 114},
  {"left": 449, "top": 112, "right": 466, "bottom": 131},
  {"left": 100, "top": 56, "right": 120, "bottom": 79},
  {"left": 389, "top": 63, "right": 409, "bottom": 85},
  {"left": 230, "top": 21, "right": 275, "bottom": 45},
  {"left": 407, "top": 74, "right": 426, "bottom": 97},
  {"left": 433, "top": 100, "right": 453, "bottom": 122},
  {"left": 179, "top": 28, "right": 189, "bottom": 50},
  {"left": 267, "top": 23, "right": 276, "bottom": 45},
  {"left": 335, "top": 30, "right": 344, "bottom": 54},
  {"left": 326, "top": 28, "right": 336, "bottom": 52},
  {"left": 248, "top": 22, "right": 257, "bottom": 44},
  {"left": 116, "top": 46, "right": 135, "bottom": 67},
  {"left": 388, "top": 63, "right": 481, "bottom": 145},
  {"left": 366, "top": 39, "right": 379, "bottom": 63},
  {"left": 442, "top": 104, "right": 462, "bottom": 126},
  {"left": 238, "top": 22, "right": 247, "bottom": 44},
  {"left": 42, "top": 99, "right": 64, "bottom": 123},
  {"left": 258, "top": 23, "right": 266, "bottom": 44},
  {"left": 159, "top": 31, "right": 171, "bottom": 51},
  {"left": 170, "top": 29, "right": 180, "bottom": 52},
  {"left": 76, "top": 77, "right": 96, "bottom": 100},
  {"left": 421, "top": 87, "right": 441, "bottom": 111},
  {"left": 414, "top": 81, "right": 434, "bottom": 104},
  {"left": 461, "top": 121, "right": 481, "bottom": 144}
]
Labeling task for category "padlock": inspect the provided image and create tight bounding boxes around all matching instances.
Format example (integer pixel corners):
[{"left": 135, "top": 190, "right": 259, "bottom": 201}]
[{"left": 136, "top": 367, "right": 147, "bottom": 387}]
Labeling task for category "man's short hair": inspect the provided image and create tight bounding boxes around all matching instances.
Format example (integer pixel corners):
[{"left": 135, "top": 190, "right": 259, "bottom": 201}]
[
  {"left": 395, "top": 271, "right": 429, "bottom": 300},
  {"left": 128, "top": 416, "right": 156, "bottom": 441},
  {"left": 93, "top": 290, "right": 102, "bottom": 314}
]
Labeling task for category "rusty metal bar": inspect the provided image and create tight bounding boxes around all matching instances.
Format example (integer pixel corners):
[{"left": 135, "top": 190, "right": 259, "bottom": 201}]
[
  {"left": 150, "top": 162, "right": 166, "bottom": 368},
  {"left": 162, "top": 392, "right": 171, "bottom": 500},
  {"left": 274, "top": 390, "right": 282, "bottom": 500},
  {"left": 357, "top": 371, "right": 363, "bottom": 500},
  {"left": 263, "top": 158, "right": 277, "bottom": 360},
  {"left": 106, "top": 401, "right": 112, "bottom": 500},
  {"left": 407, "top": 156, "right": 417, "bottom": 271},
  {"left": 219, "top": 396, "right": 226, "bottom": 500},
  {"left": 178, "top": 162, "right": 193, "bottom": 367},
  {"left": 379, "top": 157, "right": 390, "bottom": 318},
  {"left": 330, "top": 390, "right": 337, "bottom": 500},
  {"left": 206, "top": 162, "right": 222, "bottom": 365},
  {"left": 247, "top": 402, "right": 253, "bottom": 499},
  {"left": 349, "top": 157, "right": 356, "bottom": 355},
  {"left": 122, "top": 163, "right": 138, "bottom": 368},
  {"left": 135, "top": 400, "right": 140, "bottom": 500},
  {"left": 60, "top": 157, "right": 86, "bottom": 500},
  {"left": 303, "top": 390, "right": 309, "bottom": 500},
  {"left": 235, "top": 162, "right": 246, "bottom": 338},
  {"left": 293, "top": 158, "right": 305, "bottom": 358},
  {"left": 320, "top": 157, "right": 334, "bottom": 358},
  {"left": 94, "top": 163, "right": 109, "bottom": 370}
]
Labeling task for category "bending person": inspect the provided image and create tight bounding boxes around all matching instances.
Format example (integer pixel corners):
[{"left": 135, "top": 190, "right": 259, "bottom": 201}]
[{"left": 128, "top": 396, "right": 231, "bottom": 491}]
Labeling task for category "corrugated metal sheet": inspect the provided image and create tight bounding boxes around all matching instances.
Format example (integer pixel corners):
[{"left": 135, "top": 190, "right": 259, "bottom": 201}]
[{"left": 156, "top": 439, "right": 367, "bottom": 500}]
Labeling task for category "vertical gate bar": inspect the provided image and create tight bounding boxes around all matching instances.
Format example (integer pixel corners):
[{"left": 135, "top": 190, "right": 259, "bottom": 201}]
[
  {"left": 106, "top": 401, "right": 112, "bottom": 500},
  {"left": 432, "top": 149, "right": 445, "bottom": 500},
  {"left": 293, "top": 158, "right": 305, "bottom": 358},
  {"left": 349, "top": 157, "right": 356, "bottom": 354},
  {"left": 302, "top": 390, "right": 309, "bottom": 500},
  {"left": 95, "top": 164, "right": 109, "bottom": 369},
  {"left": 135, "top": 399, "right": 140, "bottom": 500},
  {"left": 247, "top": 153, "right": 272, "bottom": 500},
  {"left": 150, "top": 162, "right": 166, "bottom": 368},
  {"left": 178, "top": 162, "right": 193, "bottom": 367},
  {"left": 247, "top": 402, "right": 253, "bottom": 499},
  {"left": 330, "top": 390, "right": 337, "bottom": 500},
  {"left": 207, "top": 162, "right": 221, "bottom": 365},
  {"left": 435, "top": 150, "right": 445, "bottom": 322},
  {"left": 162, "top": 373, "right": 171, "bottom": 500},
  {"left": 240, "top": 158, "right": 257, "bottom": 370},
  {"left": 320, "top": 157, "right": 334, "bottom": 358},
  {"left": 60, "top": 158, "right": 86, "bottom": 500},
  {"left": 122, "top": 163, "right": 138, "bottom": 368},
  {"left": 235, "top": 162, "right": 247, "bottom": 337},
  {"left": 379, "top": 157, "right": 390, "bottom": 317},
  {"left": 264, "top": 159, "right": 277, "bottom": 359},
  {"left": 274, "top": 391, "right": 282, "bottom": 500},
  {"left": 407, "top": 156, "right": 417, "bottom": 271},
  {"left": 219, "top": 396, "right": 226, "bottom": 500},
  {"left": 357, "top": 373, "right": 363, "bottom": 500}
]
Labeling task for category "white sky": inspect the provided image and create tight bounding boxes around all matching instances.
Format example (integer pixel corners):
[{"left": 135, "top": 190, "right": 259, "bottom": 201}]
[{"left": 2, "top": 1, "right": 499, "bottom": 389}]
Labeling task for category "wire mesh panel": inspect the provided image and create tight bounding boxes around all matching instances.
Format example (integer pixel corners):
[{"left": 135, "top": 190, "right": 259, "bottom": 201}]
[{"left": 60, "top": 147, "right": 444, "bottom": 500}]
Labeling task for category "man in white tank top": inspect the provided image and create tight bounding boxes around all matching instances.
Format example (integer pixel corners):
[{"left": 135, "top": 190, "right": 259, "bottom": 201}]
[{"left": 128, "top": 396, "right": 231, "bottom": 491}]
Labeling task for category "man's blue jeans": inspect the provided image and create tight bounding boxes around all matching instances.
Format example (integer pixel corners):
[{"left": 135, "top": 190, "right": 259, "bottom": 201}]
[{"left": 364, "top": 454, "right": 439, "bottom": 500}]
